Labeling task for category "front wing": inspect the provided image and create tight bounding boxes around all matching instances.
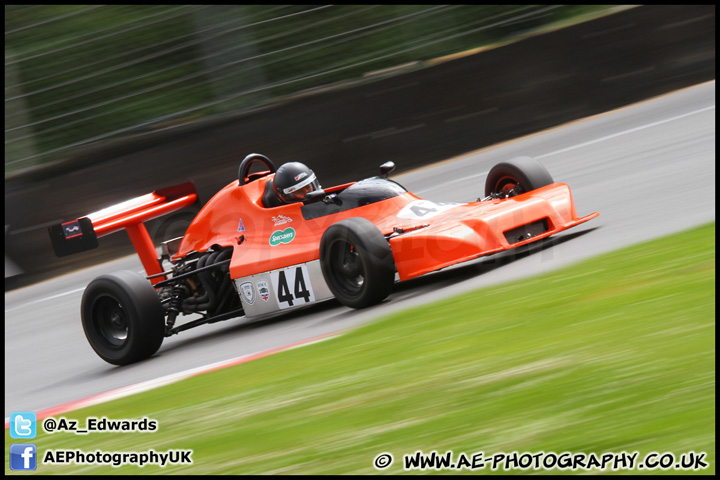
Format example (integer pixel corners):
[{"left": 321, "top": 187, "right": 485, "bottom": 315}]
[{"left": 389, "top": 183, "right": 599, "bottom": 281}]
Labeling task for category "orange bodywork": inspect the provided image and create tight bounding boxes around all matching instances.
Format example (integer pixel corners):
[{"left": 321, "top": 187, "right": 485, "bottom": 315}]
[
  {"left": 86, "top": 183, "right": 197, "bottom": 283},
  {"left": 177, "top": 175, "right": 598, "bottom": 282}
]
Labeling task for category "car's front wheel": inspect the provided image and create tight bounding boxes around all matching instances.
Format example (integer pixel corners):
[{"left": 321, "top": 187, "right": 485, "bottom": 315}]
[
  {"left": 81, "top": 270, "right": 165, "bottom": 365},
  {"left": 320, "top": 218, "right": 395, "bottom": 309},
  {"left": 485, "top": 156, "right": 554, "bottom": 198}
]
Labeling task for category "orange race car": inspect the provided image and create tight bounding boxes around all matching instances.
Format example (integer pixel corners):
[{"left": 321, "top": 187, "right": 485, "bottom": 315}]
[{"left": 49, "top": 154, "right": 598, "bottom": 365}]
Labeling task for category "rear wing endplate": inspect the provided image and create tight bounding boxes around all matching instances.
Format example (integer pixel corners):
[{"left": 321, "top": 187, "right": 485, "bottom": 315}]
[{"left": 49, "top": 182, "right": 197, "bottom": 283}]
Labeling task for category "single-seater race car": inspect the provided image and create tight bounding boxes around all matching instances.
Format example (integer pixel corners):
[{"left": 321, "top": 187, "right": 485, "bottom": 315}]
[{"left": 49, "top": 154, "right": 598, "bottom": 365}]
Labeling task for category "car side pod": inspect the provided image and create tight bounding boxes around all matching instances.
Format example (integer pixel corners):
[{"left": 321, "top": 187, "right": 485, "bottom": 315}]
[{"left": 48, "top": 182, "right": 198, "bottom": 284}]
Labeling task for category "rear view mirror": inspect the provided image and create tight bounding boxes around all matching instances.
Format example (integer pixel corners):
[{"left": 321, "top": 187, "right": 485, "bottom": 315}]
[{"left": 380, "top": 161, "right": 396, "bottom": 178}]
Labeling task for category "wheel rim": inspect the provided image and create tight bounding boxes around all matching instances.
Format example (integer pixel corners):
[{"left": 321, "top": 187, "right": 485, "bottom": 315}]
[
  {"left": 327, "top": 237, "right": 365, "bottom": 296},
  {"left": 93, "top": 296, "right": 128, "bottom": 348},
  {"left": 493, "top": 175, "right": 524, "bottom": 197}
]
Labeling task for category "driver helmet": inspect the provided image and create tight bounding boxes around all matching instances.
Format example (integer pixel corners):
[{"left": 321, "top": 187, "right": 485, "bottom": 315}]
[{"left": 273, "top": 162, "right": 320, "bottom": 203}]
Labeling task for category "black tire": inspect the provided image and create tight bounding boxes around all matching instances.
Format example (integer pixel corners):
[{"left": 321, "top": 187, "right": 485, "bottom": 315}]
[
  {"left": 320, "top": 218, "right": 395, "bottom": 309},
  {"left": 81, "top": 270, "right": 165, "bottom": 365},
  {"left": 484, "top": 156, "right": 554, "bottom": 198}
]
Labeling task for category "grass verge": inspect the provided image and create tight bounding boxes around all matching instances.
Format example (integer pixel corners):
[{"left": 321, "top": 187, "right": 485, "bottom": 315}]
[{"left": 5, "top": 223, "right": 715, "bottom": 475}]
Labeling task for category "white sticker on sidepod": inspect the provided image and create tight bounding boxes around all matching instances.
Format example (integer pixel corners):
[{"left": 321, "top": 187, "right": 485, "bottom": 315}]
[
  {"left": 270, "top": 265, "right": 315, "bottom": 310},
  {"left": 239, "top": 281, "right": 255, "bottom": 305},
  {"left": 257, "top": 280, "right": 270, "bottom": 302},
  {"left": 396, "top": 200, "right": 463, "bottom": 220}
]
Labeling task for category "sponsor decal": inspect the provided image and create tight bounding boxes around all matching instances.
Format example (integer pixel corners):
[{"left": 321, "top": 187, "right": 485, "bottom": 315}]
[
  {"left": 257, "top": 280, "right": 270, "bottom": 302},
  {"left": 271, "top": 214, "right": 293, "bottom": 226},
  {"left": 62, "top": 220, "right": 83, "bottom": 239},
  {"left": 239, "top": 282, "right": 255, "bottom": 305},
  {"left": 237, "top": 218, "right": 246, "bottom": 232},
  {"left": 269, "top": 227, "right": 296, "bottom": 246},
  {"left": 294, "top": 172, "right": 308, "bottom": 182}
]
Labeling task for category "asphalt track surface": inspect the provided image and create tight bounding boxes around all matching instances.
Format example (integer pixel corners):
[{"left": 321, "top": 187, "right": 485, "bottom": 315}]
[{"left": 4, "top": 81, "right": 715, "bottom": 419}]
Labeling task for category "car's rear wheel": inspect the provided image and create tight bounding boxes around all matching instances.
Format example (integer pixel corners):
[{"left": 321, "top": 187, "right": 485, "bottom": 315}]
[
  {"left": 81, "top": 270, "right": 165, "bottom": 365},
  {"left": 320, "top": 218, "right": 395, "bottom": 309},
  {"left": 485, "top": 156, "right": 554, "bottom": 198}
]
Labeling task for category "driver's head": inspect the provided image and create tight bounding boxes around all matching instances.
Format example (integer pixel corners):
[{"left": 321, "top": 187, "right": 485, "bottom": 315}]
[{"left": 273, "top": 162, "right": 320, "bottom": 204}]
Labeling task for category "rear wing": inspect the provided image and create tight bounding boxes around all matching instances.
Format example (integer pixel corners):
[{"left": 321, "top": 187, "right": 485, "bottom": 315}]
[{"left": 49, "top": 182, "right": 197, "bottom": 284}]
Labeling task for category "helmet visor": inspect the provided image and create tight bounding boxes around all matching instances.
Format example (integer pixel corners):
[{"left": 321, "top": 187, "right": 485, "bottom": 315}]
[{"left": 282, "top": 172, "right": 317, "bottom": 195}]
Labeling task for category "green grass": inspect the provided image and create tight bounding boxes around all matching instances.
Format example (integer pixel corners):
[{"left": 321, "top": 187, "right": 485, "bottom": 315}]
[{"left": 6, "top": 223, "right": 715, "bottom": 474}]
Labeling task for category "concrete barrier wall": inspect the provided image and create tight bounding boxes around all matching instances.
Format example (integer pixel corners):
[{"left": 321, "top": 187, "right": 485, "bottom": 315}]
[{"left": 4, "top": 5, "right": 715, "bottom": 289}]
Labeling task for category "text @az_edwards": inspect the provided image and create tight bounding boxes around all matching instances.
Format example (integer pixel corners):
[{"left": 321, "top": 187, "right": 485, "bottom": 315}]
[{"left": 42, "top": 416, "right": 157, "bottom": 434}]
